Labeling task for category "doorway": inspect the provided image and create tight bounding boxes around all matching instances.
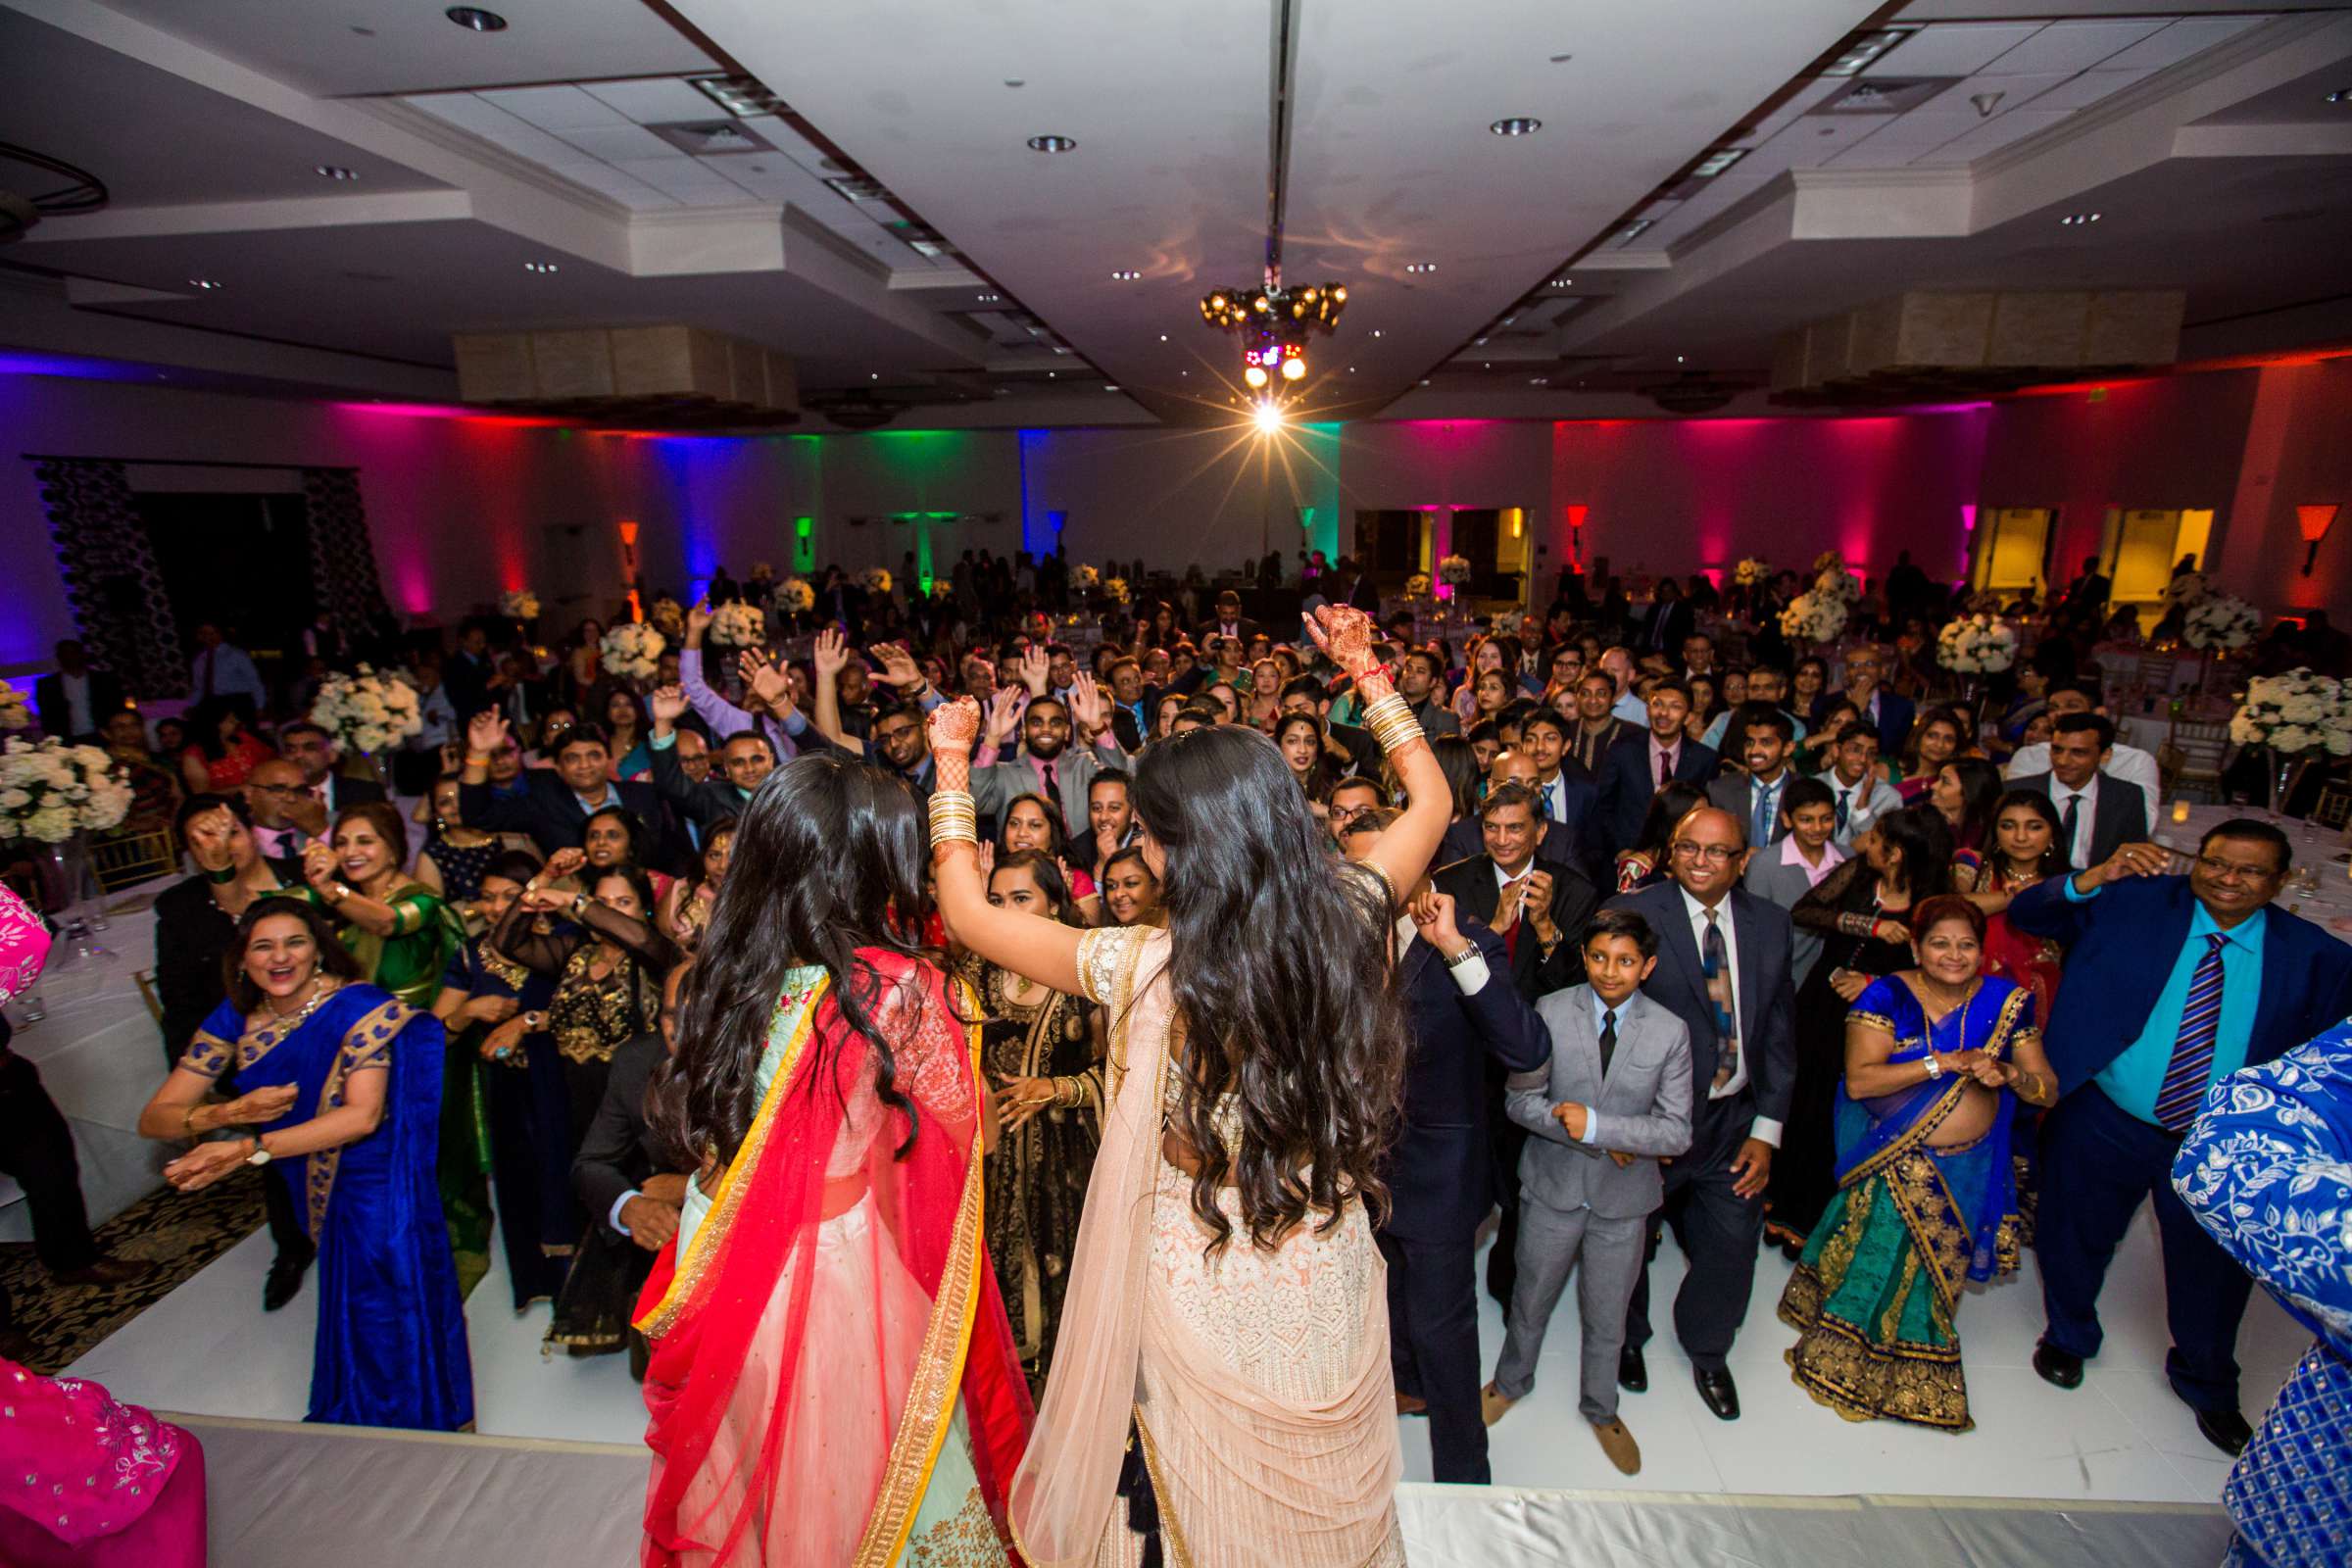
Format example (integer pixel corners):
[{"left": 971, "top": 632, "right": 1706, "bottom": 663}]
[{"left": 132, "top": 491, "right": 318, "bottom": 694}]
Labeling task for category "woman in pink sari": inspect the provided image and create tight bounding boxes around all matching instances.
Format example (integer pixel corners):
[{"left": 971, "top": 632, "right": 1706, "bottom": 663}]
[
  {"left": 0, "top": 884, "right": 205, "bottom": 1568},
  {"left": 631, "top": 754, "right": 1031, "bottom": 1567},
  {"left": 926, "top": 605, "right": 1453, "bottom": 1567}
]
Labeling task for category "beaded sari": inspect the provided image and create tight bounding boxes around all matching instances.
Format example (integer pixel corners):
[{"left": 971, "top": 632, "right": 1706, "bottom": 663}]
[{"left": 1778, "top": 973, "right": 2033, "bottom": 1431}]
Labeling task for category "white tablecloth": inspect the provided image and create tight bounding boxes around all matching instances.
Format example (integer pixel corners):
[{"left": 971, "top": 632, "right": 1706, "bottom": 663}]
[
  {"left": 2153, "top": 805, "right": 2352, "bottom": 945},
  {"left": 0, "top": 896, "right": 173, "bottom": 1241}
]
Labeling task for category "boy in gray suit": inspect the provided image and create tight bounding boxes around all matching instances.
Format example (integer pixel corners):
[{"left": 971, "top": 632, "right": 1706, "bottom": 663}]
[{"left": 1481, "top": 908, "right": 1692, "bottom": 1474}]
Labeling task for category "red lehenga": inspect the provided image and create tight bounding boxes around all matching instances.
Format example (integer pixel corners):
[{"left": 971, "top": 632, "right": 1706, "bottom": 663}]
[{"left": 633, "top": 950, "right": 1034, "bottom": 1567}]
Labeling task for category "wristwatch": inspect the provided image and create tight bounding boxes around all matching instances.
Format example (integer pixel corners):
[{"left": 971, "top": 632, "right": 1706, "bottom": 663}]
[
  {"left": 245, "top": 1139, "right": 273, "bottom": 1167},
  {"left": 1923, "top": 1054, "right": 1943, "bottom": 1080},
  {"left": 1444, "top": 944, "right": 1482, "bottom": 969}
]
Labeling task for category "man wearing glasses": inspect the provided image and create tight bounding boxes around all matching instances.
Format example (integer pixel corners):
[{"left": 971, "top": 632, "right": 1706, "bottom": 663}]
[
  {"left": 1601, "top": 807, "right": 1795, "bottom": 1423},
  {"left": 2008, "top": 821, "right": 2352, "bottom": 1456},
  {"left": 1326, "top": 776, "right": 1386, "bottom": 850},
  {"left": 1817, "top": 646, "right": 1915, "bottom": 758}
]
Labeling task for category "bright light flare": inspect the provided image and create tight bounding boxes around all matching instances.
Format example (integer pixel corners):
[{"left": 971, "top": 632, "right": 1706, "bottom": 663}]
[{"left": 1252, "top": 401, "right": 1286, "bottom": 434}]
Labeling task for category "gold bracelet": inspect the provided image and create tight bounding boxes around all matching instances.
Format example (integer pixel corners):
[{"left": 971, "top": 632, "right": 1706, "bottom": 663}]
[{"left": 928, "top": 790, "right": 980, "bottom": 848}]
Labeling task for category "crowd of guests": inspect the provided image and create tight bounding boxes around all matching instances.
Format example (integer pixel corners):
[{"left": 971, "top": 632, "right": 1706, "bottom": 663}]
[{"left": 5, "top": 547, "right": 2348, "bottom": 1567}]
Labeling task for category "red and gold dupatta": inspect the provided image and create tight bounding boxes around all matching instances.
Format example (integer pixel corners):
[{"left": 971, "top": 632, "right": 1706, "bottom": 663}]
[{"left": 634, "top": 951, "right": 1033, "bottom": 1567}]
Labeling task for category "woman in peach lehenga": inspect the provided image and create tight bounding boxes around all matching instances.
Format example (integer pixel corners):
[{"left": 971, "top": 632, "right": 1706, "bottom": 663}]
[
  {"left": 631, "top": 755, "right": 1032, "bottom": 1567},
  {"left": 925, "top": 605, "right": 1451, "bottom": 1567}
]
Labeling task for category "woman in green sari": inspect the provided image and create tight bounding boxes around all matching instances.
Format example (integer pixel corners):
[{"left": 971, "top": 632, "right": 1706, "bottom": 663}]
[
  {"left": 1779, "top": 894, "right": 2058, "bottom": 1431},
  {"left": 303, "top": 802, "right": 483, "bottom": 1287}
]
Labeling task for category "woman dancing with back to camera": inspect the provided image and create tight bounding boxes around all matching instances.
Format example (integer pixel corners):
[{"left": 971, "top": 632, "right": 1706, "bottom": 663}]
[
  {"left": 632, "top": 755, "right": 1032, "bottom": 1566},
  {"left": 927, "top": 603, "right": 1450, "bottom": 1567}
]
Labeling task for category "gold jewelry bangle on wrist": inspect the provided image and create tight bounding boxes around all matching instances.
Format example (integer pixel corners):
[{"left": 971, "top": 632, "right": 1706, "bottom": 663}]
[{"left": 928, "top": 789, "right": 980, "bottom": 849}]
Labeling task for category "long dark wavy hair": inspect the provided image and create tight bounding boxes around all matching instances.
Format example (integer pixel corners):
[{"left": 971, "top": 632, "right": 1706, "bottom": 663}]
[
  {"left": 1131, "top": 724, "right": 1407, "bottom": 1253},
  {"left": 651, "top": 753, "right": 931, "bottom": 1168}
]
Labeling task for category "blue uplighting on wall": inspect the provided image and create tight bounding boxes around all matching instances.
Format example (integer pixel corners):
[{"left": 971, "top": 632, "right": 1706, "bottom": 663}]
[{"left": 1018, "top": 429, "right": 1054, "bottom": 557}]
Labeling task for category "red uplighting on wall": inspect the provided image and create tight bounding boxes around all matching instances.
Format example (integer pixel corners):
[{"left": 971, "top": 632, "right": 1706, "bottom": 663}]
[
  {"left": 2297, "top": 503, "right": 2338, "bottom": 575},
  {"left": 1563, "top": 504, "right": 1589, "bottom": 567}
]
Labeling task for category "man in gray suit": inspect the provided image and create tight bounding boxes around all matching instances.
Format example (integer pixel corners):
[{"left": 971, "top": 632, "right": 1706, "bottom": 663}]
[
  {"left": 970, "top": 662, "right": 1130, "bottom": 839},
  {"left": 1481, "top": 908, "right": 1691, "bottom": 1475}
]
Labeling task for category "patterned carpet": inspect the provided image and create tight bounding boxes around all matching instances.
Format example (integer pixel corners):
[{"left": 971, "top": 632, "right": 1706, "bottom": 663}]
[{"left": 0, "top": 1164, "right": 266, "bottom": 1373}]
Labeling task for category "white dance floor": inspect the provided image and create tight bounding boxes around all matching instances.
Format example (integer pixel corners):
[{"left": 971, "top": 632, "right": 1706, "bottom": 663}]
[{"left": 68, "top": 1189, "right": 2298, "bottom": 1555}]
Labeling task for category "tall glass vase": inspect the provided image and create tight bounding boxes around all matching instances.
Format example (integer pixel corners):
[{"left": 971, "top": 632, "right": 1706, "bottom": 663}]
[
  {"left": 40, "top": 828, "right": 117, "bottom": 965},
  {"left": 2271, "top": 748, "right": 2309, "bottom": 817}
]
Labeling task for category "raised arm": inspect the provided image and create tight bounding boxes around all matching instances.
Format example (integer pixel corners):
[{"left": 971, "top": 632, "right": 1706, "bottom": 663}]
[
  {"left": 491, "top": 851, "right": 590, "bottom": 974},
  {"left": 925, "top": 697, "right": 1085, "bottom": 996},
  {"left": 809, "top": 627, "right": 868, "bottom": 757},
  {"left": 1306, "top": 607, "right": 1446, "bottom": 906}
]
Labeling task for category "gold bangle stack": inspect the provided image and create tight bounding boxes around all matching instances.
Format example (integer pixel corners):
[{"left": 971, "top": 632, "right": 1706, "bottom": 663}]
[
  {"left": 928, "top": 788, "right": 979, "bottom": 849},
  {"left": 1360, "top": 691, "right": 1423, "bottom": 756}
]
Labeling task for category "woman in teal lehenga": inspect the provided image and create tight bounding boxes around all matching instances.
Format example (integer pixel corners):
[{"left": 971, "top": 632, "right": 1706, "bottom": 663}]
[{"left": 1779, "top": 894, "right": 2059, "bottom": 1431}]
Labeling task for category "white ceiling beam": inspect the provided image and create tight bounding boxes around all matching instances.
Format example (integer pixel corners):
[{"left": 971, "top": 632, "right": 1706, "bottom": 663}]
[
  {"left": 20, "top": 189, "right": 474, "bottom": 244},
  {"left": 2171, "top": 121, "right": 2352, "bottom": 159}
]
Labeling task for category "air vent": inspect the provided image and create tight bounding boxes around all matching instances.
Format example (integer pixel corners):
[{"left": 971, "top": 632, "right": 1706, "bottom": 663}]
[
  {"left": 1770, "top": 289, "right": 2183, "bottom": 407},
  {"left": 1813, "top": 78, "right": 1954, "bottom": 116},
  {"left": 648, "top": 121, "right": 776, "bottom": 157}
]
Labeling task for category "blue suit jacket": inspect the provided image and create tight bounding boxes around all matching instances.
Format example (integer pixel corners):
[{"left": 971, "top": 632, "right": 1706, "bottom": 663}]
[
  {"left": 2008, "top": 875, "right": 2352, "bottom": 1096},
  {"left": 1593, "top": 733, "right": 1719, "bottom": 857},
  {"left": 1816, "top": 688, "right": 1917, "bottom": 757},
  {"left": 1601, "top": 881, "right": 1797, "bottom": 1126},
  {"left": 1380, "top": 916, "right": 1551, "bottom": 1244}
]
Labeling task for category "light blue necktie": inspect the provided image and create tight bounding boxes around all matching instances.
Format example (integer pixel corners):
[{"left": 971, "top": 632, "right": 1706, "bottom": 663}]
[
  {"left": 1751, "top": 778, "right": 1778, "bottom": 850},
  {"left": 2154, "top": 933, "right": 2228, "bottom": 1132}
]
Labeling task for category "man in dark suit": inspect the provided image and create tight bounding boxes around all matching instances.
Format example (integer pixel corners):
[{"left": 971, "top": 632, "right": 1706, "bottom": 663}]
[
  {"left": 2008, "top": 820, "right": 2352, "bottom": 1454},
  {"left": 646, "top": 687, "right": 780, "bottom": 828},
  {"left": 1637, "top": 579, "right": 1693, "bottom": 658},
  {"left": 276, "top": 721, "right": 388, "bottom": 819},
  {"left": 1706, "top": 706, "right": 1798, "bottom": 852},
  {"left": 2011, "top": 712, "right": 2147, "bottom": 872},
  {"left": 1192, "top": 588, "right": 1260, "bottom": 648},
  {"left": 1396, "top": 650, "right": 1463, "bottom": 738},
  {"left": 1814, "top": 645, "right": 1915, "bottom": 758},
  {"left": 459, "top": 711, "right": 667, "bottom": 865},
  {"left": 1593, "top": 679, "right": 1719, "bottom": 858},
  {"left": 1517, "top": 709, "right": 1601, "bottom": 884},
  {"left": 34, "top": 639, "right": 127, "bottom": 741},
  {"left": 2058, "top": 554, "right": 2112, "bottom": 625},
  {"left": 1341, "top": 836, "right": 1548, "bottom": 1486},
  {"left": 1432, "top": 782, "right": 1600, "bottom": 1310},
  {"left": 1338, "top": 555, "right": 1382, "bottom": 613},
  {"left": 1603, "top": 805, "right": 1795, "bottom": 1421},
  {"left": 442, "top": 621, "right": 499, "bottom": 725},
  {"left": 573, "top": 962, "right": 695, "bottom": 1381}
]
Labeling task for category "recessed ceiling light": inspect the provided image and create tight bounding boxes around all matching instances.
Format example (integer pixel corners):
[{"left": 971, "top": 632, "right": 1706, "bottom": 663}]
[
  {"left": 1104, "top": 384, "right": 1119, "bottom": 391},
  {"left": 1691, "top": 148, "right": 1748, "bottom": 177},
  {"left": 187, "top": 277, "right": 221, "bottom": 290},
  {"left": 691, "top": 75, "right": 780, "bottom": 118},
  {"left": 1158, "top": 334, "right": 1168, "bottom": 341},
  {"left": 1109, "top": 269, "right": 1141, "bottom": 281},
  {"left": 2328, "top": 88, "right": 2351, "bottom": 104},
  {"left": 315, "top": 165, "right": 359, "bottom": 180},
  {"left": 975, "top": 292, "right": 1002, "bottom": 303},
  {"left": 1548, "top": 53, "right": 1573, "bottom": 64},
  {"left": 2059, "top": 212, "right": 2103, "bottom": 225},
  {"left": 1405, "top": 262, "right": 1437, "bottom": 274},
  {"left": 1475, "top": 337, "right": 1489, "bottom": 346},
  {"left": 1048, "top": 371, "right": 1055, "bottom": 378},
  {"left": 1821, "top": 25, "right": 1915, "bottom": 76},
  {"left": 522, "top": 261, "right": 559, "bottom": 273},
  {"left": 1616, "top": 219, "right": 1654, "bottom": 243},
  {"left": 1676, "top": 355, "right": 1686, "bottom": 363},
  {"left": 1027, "top": 134, "right": 1078, "bottom": 153},
  {"left": 1372, "top": 329, "right": 1383, "bottom": 337},
  {"left": 1491, "top": 118, "right": 1543, "bottom": 136},
  {"left": 1550, "top": 276, "right": 1573, "bottom": 287},
  {"left": 1530, "top": 376, "right": 1549, "bottom": 386},
  {"left": 1004, "top": 79, "right": 1025, "bottom": 88},
  {"left": 444, "top": 6, "right": 507, "bottom": 32}
]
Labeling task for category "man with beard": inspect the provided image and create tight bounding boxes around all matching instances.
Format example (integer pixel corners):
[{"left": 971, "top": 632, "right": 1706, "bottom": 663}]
[{"left": 969, "top": 674, "right": 1125, "bottom": 840}]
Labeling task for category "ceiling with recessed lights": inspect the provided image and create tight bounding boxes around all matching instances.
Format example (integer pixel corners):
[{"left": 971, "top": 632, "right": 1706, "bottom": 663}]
[{"left": 2, "top": 0, "right": 2349, "bottom": 429}]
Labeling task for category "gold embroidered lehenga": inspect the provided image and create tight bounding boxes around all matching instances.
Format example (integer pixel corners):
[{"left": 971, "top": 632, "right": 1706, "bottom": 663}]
[{"left": 963, "top": 958, "right": 1103, "bottom": 1399}]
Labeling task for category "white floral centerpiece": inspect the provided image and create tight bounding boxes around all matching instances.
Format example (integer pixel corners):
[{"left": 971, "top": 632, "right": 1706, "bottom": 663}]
[
  {"left": 1812, "top": 551, "right": 1862, "bottom": 605},
  {"left": 708, "top": 603, "right": 766, "bottom": 648},
  {"left": 0, "top": 683, "right": 31, "bottom": 732},
  {"left": 601, "top": 621, "right": 665, "bottom": 681},
  {"left": 2183, "top": 594, "right": 2261, "bottom": 651},
  {"left": 1936, "top": 613, "right": 2019, "bottom": 673},
  {"left": 860, "top": 566, "right": 894, "bottom": 597},
  {"left": 0, "top": 737, "right": 134, "bottom": 843},
  {"left": 310, "top": 664, "right": 423, "bottom": 756},
  {"left": 498, "top": 588, "right": 540, "bottom": 621},
  {"left": 1779, "top": 592, "right": 1848, "bottom": 645},
  {"left": 1735, "top": 557, "right": 1772, "bottom": 588},
  {"left": 1103, "top": 575, "right": 1130, "bottom": 606},
  {"left": 779, "top": 576, "right": 815, "bottom": 614},
  {"left": 1073, "top": 564, "right": 1101, "bottom": 591},
  {"left": 1403, "top": 571, "right": 1433, "bottom": 599},
  {"left": 2230, "top": 667, "right": 2352, "bottom": 758},
  {"left": 2163, "top": 570, "right": 2210, "bottom": 609},
  {"left": 1437, "top": 555, "right": 1472, "bottom": 587}
]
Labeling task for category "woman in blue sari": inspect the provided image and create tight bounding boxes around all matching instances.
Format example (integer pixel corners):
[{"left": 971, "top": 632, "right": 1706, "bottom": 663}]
[
  {"left": 138, "top": 897, "right": 473, "bottom": 1431},
  {"left": 1778, "top": 894, "right": 2057, "bottom": 1431}
]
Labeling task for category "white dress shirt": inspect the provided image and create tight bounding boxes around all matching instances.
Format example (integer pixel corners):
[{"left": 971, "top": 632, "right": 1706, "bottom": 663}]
[
  {"left": 1678, "top": 886, "right": 1782, "bottom": 1148},
  {"left": 1399, "top": 910, "right": 1495, "bottom": 999},
  {"left": 1537, "top": 769, "right": 1570, "bottom": 824},
  {"left": 2004, "top": 740, "right": 2160, "bottom": 828},
  {"left": 1611, "top": 690, "right": 1649, "bottom": 724},
  {"left": 59, "top": 671, "right": 92, "bottom": 736},
  {"left": 2050, "top": 772, "right": 2100, "bottom": 870}
]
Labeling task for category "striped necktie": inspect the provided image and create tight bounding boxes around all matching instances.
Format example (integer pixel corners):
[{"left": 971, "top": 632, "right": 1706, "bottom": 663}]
[
  {"left": 2153, "top": 933, "right": 2229, "bottom": 1132},
  {"left": 1701, "top": 908, "right": 1739, "bottom": 1091}
]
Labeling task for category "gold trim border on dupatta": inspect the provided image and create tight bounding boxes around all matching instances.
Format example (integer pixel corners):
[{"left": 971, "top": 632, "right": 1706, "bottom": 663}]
[
  {"left": 854, "top": 974, "right": 991, "bottom": 1568},
  {"left": 305, "top": 998, "right": 411, "bottom": 1239},
  {"left": 631, "top": 976, "right": 830, "bottom": 1340}
]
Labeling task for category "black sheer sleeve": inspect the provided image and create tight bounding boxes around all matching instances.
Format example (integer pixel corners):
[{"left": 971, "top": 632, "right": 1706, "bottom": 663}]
[{"left": 491, "top": 894, "right": 586, "bottom": 976}]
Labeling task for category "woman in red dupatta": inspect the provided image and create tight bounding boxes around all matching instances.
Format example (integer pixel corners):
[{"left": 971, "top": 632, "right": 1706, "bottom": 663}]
[{"left": 632, "top": 754, "right": 1032, "bottom": 1567}]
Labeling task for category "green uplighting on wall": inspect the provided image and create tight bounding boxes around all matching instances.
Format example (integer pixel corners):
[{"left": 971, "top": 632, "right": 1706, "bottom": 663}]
[{"left": 793, "top": 514, "right": 815, "bottom": 572}]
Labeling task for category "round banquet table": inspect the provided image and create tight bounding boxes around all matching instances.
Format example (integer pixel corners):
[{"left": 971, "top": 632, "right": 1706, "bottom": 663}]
[{"left": 2151, "top": 804, "right": 2352, "bottom": 945}]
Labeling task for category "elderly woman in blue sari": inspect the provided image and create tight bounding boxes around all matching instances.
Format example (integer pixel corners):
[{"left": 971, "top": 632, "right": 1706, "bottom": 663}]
[
  {"left": 137, "top": 897, "right": 473, "bottom": 1431},
  {"left": 1778, "top": 894, "right": 2057, "bottom": 1431}
]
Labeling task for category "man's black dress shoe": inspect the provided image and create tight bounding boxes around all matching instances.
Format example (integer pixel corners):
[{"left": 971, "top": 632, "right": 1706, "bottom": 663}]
[
  {"left": 1694, "top": 1366, "right": 1740, "bottom": 1421},
  {"left": 2033, "top": 1341, "right": 2083, "bottom": 1390},
  {"left": 264, "top": 1249, "right": 314, "bottom": 1312},
  {"left": 1618, "top": 1344, "right": 1648, "bottom": 1394},
  {"left": 2194, "top": 1407, "right": 2252, "bottom": 1457}
]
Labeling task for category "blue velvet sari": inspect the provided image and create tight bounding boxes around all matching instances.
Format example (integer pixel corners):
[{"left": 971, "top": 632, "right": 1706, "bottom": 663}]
[
  {"left": 1778, "top": 974, "right": 2033, "bottom": 1430},
  {"left": 185, "top": 983, "right": 474, "bottom": 1431}
]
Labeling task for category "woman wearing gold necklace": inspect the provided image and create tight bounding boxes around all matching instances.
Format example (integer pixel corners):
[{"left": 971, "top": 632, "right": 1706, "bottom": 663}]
[{"left": 963, "top": 849, "right": 1103, "bottom": 1399}]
